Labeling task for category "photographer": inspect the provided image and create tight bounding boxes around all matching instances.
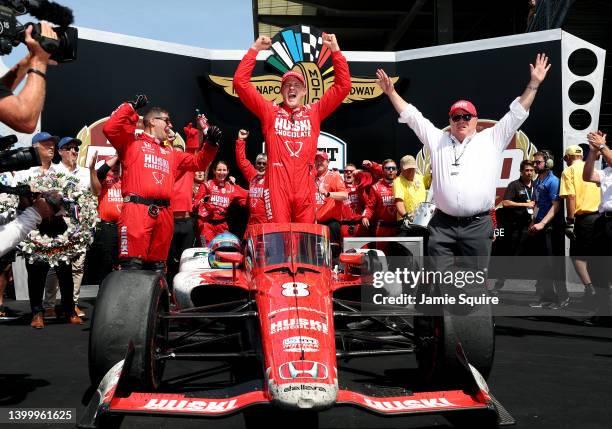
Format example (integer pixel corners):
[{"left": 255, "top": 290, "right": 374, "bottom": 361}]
[
  {"left": 0, "top": 196, "right": 54, "bottom": 257},
  {"left": 0, "top": 23, "right": 57, "bottom": 133}
]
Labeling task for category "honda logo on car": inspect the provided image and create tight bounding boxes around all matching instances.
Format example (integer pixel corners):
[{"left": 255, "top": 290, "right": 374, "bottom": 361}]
[
  {"left": 142, "top": 398, "right": 238, "bottom": 413},
  {"left": 283, "top": 336, "right": 320, "bottom": 352},
  {"left": 270, "top": 318, "right": 328, "bottom": 334},
  {"left": 279, "top": 361, "right": 328, "bottom": 380},
  {"left": 364, "top": 397, "right": 457, "bottom": 411}
]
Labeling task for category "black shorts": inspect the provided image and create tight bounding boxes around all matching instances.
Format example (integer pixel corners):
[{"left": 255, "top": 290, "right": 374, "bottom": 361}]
[{"left": 571, "top": 212, "right": 599, "bottom": 257}]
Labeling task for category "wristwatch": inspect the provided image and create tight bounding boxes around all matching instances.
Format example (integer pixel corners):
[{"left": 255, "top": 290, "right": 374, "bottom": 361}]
[{"left": 599, "top": 144, "right": 608, "bottom": 152}]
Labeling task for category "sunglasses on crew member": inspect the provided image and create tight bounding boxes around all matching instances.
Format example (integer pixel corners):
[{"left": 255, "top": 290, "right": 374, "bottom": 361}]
[
  {"left": 450, "top": 114, "right": 474, "bottom": 122},
  {"left": 60, "top": 146, "right": 79, "bottom": 152},
  {"left": 154, "top": 116, "right": 172, "bottom": 124},
  {"left": 384, "top": 166, "right": 397, "bottom": 171}
]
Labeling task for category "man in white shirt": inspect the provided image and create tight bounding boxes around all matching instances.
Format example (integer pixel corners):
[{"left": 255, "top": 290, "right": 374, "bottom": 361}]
[
  {"left": 376, "top": 54, "right": 551, "bottom": 261},
  {"left": 44, "top": 136, "right": 91, "bottom": 319},
  {"left": 54, "top": 137, "right": 91, "bottom": 189},
  {"left": 583, "top": 131, "right": 612, "bottom": 326}
]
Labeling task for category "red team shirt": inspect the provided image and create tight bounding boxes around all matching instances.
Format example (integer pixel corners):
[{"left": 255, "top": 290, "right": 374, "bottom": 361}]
[
  {"left": 365, "top": 179, "right": 397, "bottom": 224},
  {"left": 315, "top": 170, "right": 346, "bottom": 222},
  {"left": 98, "top": 173, "right": 122, "bottom": 222},
  {"left": 235, "top": 138, "right": 271, "bottom": 225},
  {"left": 194, "top": 179, "right": 248, "bottom": 222}
]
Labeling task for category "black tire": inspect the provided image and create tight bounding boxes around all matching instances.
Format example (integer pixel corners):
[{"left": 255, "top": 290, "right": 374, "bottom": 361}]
[
  {"left": 415, "top": 302, "right": 495, "bottom": 389},
  {"left": 89, "top": 270, "right": 169, "bottom": 391}
]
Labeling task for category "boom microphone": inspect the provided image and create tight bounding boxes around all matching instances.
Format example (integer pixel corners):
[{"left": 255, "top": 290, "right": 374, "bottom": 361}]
[{"left": 26, "top": 0, "right": 74, "bottom": 27}]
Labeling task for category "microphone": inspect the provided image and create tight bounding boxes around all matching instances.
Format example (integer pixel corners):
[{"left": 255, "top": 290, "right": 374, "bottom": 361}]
[
  {"left": 0, "top": 134, "right": 18, "bottom": 151},
  {"left": 27, "top": 0, "right": 74, "bottom": 27}
]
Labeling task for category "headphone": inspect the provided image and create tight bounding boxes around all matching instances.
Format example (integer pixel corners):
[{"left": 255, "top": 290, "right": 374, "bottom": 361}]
[{"left": 541, "top": 150, "right": 554, "bottom": 169}]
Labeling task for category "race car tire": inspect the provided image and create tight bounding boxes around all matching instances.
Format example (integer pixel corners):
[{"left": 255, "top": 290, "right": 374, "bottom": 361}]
[
  {"left": 88, "top": 270, "right": 169, "bottom": 391},
  {"left": 414, "top": 298, "right": 495, "bottom": 389}
]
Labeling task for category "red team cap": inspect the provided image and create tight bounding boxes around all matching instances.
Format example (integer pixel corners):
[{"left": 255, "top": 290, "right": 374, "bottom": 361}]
[
  {"left": 315, "top": 151, "right": 329, "bottom": 161},
  {"left": 448, "top": 99, "right": 478, "bottom": 117},
  {"left": 281, "top": 70, "right": 305, "bottom": 86}
]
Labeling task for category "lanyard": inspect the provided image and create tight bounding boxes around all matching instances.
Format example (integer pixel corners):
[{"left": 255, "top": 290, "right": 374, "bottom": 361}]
[
  {"left": 524, "top": 183, "right": 533, "bottom": 201},
  {"left": 451, "top": 135, "right": 471, "bottom": 166}
]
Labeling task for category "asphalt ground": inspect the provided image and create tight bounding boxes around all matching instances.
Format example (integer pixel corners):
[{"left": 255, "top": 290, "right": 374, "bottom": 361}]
[{"left": 0, "top": 292, "right": 611, "bottom": 429}]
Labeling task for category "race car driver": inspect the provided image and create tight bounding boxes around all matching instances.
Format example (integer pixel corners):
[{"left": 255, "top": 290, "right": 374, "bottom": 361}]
[
  {"left": 194, "top": 160, "right": 248, "bottom": 246},
  {"left": 102, "top": 95, "right": 220, "bottom": 270},
  {"left": 235, "top": 129, "right": 270, "bottom": 228},
  {"left": 233, "top": 33, "right": 351, "bottom": 223}
]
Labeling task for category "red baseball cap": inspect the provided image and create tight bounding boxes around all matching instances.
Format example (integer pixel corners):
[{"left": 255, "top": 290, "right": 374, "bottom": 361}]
[
  {"left": 449, "top": 99, "right": 477, "bottom": 117},
  {"left": 315, "top": 151, "right": 329, "bottom": 161},
  {"left": 281, "top": 70, "right": 305, "bottom": 86}
]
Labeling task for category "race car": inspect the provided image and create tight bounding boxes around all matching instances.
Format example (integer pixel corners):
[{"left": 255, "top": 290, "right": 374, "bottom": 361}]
[{"left": 81, "top": 223, "right": 511, "bottom": 428}]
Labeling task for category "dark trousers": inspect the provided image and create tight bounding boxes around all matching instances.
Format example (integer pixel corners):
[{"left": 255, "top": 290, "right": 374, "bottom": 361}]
[
  {"left": 425, "top": 212, "right": 492, "bottom": 309},
  {"left": 525, "top": 226, "right": 568, "bottom": 303},
  {"left": 590, "top": 214, "right": 612, "bottom": 316},
  {"left": 26, "top": 261, "right": 74, "bottom": 316},
  {"left": 167, "top": 217, "right": 196, "bottom": 281},
  {"left": 428, "top": 211, "right": 493, "bottom": 267},
  {"left": 86, "top": 220, "right": 118, "bottom": 285}
]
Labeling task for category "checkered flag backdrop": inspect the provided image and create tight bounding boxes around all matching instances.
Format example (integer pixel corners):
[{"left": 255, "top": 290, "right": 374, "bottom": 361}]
[{"left": 301, "top": 25, "right": 323, "bottom": 62}]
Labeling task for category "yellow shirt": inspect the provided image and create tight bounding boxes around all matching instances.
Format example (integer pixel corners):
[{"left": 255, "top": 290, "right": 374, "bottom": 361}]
[
  {"left": 392, "top": 173, "right": 427, "bottom": 219},
  {"left": 559, "top": 160, "right": 601, "bottom": 214}
]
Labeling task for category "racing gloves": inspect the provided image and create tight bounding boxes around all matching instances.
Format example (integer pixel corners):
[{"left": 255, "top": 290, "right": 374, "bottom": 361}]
[{"left": 129, "top": 94, "right": 149, "bottom": 110}]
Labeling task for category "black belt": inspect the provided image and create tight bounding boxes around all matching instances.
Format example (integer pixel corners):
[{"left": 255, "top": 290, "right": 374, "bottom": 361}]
[
  {"left": 340, "top": 219, "right": 361, "bottom": 225},
  {"left": 575, "top": 212, "right": 599, "bottom": 218},
  {"left": 436, "top": 210, "right": 489, "bottom": 223},
  {"left": 208, "top": 218, "right": 227, "bottom": 225},
  {"left": 123, "top": 195, "right": 169, "bottom": 217},
  {"left": 603, "top": 211, "right": 612, "bottom": 218},
  {"left": 377, "top": 220, "right": 400, "bottom": 227},
  {"left": 99, "top": 220, "right": 117, "bottom": 226},
  {"left": 123, "top": 195, "right": 170, "bottom": 207}
]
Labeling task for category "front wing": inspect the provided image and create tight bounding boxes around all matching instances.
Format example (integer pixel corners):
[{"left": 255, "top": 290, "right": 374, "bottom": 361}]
[{"left": 79, "top": 345, "right": 512, "bottom": 428}]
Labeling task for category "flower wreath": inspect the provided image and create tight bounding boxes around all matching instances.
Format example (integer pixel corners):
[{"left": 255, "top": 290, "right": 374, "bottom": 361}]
[{"left": 13, "top": 172, "right": 99, "bottom": 266}]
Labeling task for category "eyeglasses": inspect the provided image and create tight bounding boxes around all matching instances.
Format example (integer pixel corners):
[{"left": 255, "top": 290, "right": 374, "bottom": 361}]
[
  {"left": 154, "top": 116, "right": 172, "bottom": 125},
  {"left": 533, "top": 160, "right": 545, "bottom": 164},
  {"left": 384, "top": 166, "right": 397, "bottom": 171},
  {"left": 61, "top": 146, "right": 79, "bottom": 152},
  {"left": 450, "top": 114, "right": 474, "bottom": 122}
]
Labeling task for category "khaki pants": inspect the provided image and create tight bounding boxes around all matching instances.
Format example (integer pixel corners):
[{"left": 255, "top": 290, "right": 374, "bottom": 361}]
[{"left": 43, "top": 253, "right": 85, "bottom": 308}]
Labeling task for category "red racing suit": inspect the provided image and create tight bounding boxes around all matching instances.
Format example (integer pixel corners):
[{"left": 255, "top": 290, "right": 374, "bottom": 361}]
[
  {"left": 233, "top": 48, "right": 351, "bottom": 223},
  {"left": 340, "top": 182, "right": 368, "bottom": 238},
  {"left": 235, "top": 138, "right": 271, "bottom": 227},
  {"left": 103, "top": 103, "right": 217, "bottom": 262},
  {"left": 194, "top": 179, "right": 248, "bottom": 246},
  {"left": 364, "top": 179, "right": 399, "bottom": 237}
]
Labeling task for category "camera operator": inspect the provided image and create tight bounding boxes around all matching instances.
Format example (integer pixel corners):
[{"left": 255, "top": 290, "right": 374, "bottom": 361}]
[
  {"left": 0, "top": 23, "right": 58, "bottom": 133},
  {"left": 1, "top": 132, "right": 58, "bottom": 256}
]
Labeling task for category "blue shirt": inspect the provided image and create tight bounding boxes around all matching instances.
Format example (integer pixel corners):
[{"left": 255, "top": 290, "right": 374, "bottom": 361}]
[{"left": 533, "top": 171, "right": 560, "bottom": 223}]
